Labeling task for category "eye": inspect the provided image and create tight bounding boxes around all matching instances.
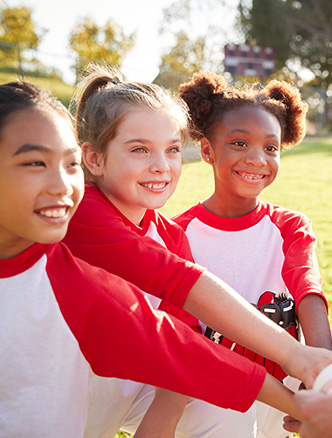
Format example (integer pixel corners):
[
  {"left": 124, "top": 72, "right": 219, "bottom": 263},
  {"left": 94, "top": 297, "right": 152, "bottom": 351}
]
[
  {"left": 131, "top": 147, "right": 148, "bottom": 154},
  {"left": 266, "top": 144, "right": 279, "bottom": 152},
  {"left": 68, "top": 160, "right": 81, "bottom": 169},
  {"left": 167, "top": 145, "right": 181, "bottom": 154},
  {"left": 233, "top": 141, "right": 247, "bottom": 148},
  {"left": 23, "top": 161, "right": 46, "bottom": 167}
]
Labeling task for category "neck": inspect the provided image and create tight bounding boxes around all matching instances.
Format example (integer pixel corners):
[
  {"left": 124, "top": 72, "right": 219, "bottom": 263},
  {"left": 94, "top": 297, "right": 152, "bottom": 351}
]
[
  {"left": 202, "top": 195, "right": 259, "bottom": 218},
  {"left": 0, "top": 238, "right": 35, "bottom": 259}
]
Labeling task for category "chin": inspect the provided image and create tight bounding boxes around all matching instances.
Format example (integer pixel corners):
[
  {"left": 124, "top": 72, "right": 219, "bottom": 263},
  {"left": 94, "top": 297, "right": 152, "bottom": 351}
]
[
  {"left": 151, "top": 202, "right": 167, "bottom": 210},
  {"left": 39, "top": 229, "right": 68, "bottom": 244}
]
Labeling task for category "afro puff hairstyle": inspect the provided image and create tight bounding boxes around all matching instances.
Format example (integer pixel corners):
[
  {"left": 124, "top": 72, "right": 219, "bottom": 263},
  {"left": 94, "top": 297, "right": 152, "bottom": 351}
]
[{"left": 179, "top": 71, "right": 308, "bottom": 149}]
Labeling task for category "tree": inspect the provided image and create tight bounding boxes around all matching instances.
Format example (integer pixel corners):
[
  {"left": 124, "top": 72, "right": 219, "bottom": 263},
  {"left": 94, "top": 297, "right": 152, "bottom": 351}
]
[
  {"left": 238, "top": 0, "right": 332, "bottom": 130},
  {"left": 69, "top": 17, "right": 135, "bottom": 80},
  {"left": 238, "top": 0, "right": 332, "bottom": 87},
  {"left": 155, "top": 0, "right": 241, "bottom": 90},
  {"left": 0, "top": 5, "right": 44, "bottom": 70},
  {"left": 155, "top": 31, "right": 205, "bottom": 89}
]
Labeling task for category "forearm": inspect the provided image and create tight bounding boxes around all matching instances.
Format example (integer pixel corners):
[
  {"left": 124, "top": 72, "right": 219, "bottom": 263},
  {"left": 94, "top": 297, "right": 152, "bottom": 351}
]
[
  {"left": 134, "top": 388, "right": 188, "bottom": 438},
  {"left": 184, "top": 271, "right": 292, "bottom": 367},
  {"left": 256, "top": 373, "right": 303, "bottom": 422},
  {"left": 183, "top": 271, "right": 332, "bottom": 388},
  {"left": 297, "top": 294, "right": 332, "bottom": 349}
]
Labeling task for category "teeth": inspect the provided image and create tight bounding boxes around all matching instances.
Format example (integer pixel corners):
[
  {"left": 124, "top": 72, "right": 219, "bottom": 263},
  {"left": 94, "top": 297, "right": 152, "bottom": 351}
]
[
  {"left": 142, "top": 182, "right": 167, "bottom": 189},
  {"left": 240, "top": 173, "right": 264, "bottom": 180},
  {"left": 39, "top": 208, "right": 67, "bottom": 218}
]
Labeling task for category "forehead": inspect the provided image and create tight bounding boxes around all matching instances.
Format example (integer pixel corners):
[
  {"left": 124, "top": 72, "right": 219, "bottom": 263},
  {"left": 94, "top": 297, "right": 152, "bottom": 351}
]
[
  {"left": 208, "top": 106, "right": 282, "bottom": 145},
  {"left": 223, "top": 106, "right": 280, "bottom": 126},
  {"left": 119, "top": 107, "right": 183, "bottom": 134},
  {"left": 0, "top": 108, "right": 79, "bottom": 154}
]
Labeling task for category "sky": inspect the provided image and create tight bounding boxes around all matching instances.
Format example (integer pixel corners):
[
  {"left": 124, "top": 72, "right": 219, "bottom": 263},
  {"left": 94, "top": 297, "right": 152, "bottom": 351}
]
[
  {"left": 6, "top": 0, "right": 175, "bottom": 84},
  {"left": 5, "top": 0, "right": 242, "bottom": 85}
]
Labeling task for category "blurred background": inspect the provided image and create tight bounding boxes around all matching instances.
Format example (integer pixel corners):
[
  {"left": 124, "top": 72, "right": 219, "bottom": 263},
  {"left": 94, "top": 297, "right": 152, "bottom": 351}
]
[{"left": 1, "top": 0, "right": 331, "bottom": 132}]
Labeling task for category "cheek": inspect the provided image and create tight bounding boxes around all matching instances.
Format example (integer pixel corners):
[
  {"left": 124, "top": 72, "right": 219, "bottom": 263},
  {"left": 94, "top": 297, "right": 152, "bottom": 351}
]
[
  {"left": 174, "top": 166, "right": 182, "bottom": 184},
  {"left": 76, "top": 173, "right": 84, "bottom": 203},
  {"left": 75, "top": 172, "right": 85, "bottom": 203},
  {"left": 272, "top": 158, "right": 280, "bottom": 176},
  {"left": 171, "top": 158, "right": 182, "bottom": 181},
  {"left": 13, "top": 176, "right": 41, "bottom": 202}
]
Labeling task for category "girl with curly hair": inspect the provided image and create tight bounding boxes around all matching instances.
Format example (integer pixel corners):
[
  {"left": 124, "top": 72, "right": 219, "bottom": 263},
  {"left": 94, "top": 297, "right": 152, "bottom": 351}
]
[{"left": 174, "top": 71, "right": 332, "bottom": 437}]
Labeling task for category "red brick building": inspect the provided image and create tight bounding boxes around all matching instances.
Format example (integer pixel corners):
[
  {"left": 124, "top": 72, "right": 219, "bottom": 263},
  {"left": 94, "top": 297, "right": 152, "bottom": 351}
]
[{"left": 224, "top": 44, "right": 275, "bottom": 78}]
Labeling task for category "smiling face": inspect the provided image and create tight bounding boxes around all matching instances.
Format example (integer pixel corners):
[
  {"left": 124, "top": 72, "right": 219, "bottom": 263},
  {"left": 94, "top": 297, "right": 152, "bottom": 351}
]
[
  {"left": 201, "top": 106, "right": 281, "bottom": 217},
  {"left": 0, "top": 108, "right": 84, "bottom": 258},
  {"left": 83, "top": 107, "right": 183, "bottom": 225}
]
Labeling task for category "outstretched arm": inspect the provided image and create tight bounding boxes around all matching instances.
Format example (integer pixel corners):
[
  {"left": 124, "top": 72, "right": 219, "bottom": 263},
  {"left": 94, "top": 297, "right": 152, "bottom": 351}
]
[
  {"left": 183, "top": 271, "right": 332, "bottom": 388},
  {"left": 133, "top": 368, "right": 307, "bottom": 438},
  {"left": 257, "top": 373, "right": 303, "bottom": 422}
]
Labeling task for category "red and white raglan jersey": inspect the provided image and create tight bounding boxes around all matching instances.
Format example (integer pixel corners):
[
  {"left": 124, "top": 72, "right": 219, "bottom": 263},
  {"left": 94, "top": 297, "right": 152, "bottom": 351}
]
[
  {"left": 63, "top": 183, "right": 203, "bottom": 332},
  {"left": 173, "top": 201, "right": 326, "bottom": 310},
  {"left": 0, "top": 242, "right": 266, "bottom": 437},
  {"left": 173, "top": 201, "right": 328, "bottom": 379}
]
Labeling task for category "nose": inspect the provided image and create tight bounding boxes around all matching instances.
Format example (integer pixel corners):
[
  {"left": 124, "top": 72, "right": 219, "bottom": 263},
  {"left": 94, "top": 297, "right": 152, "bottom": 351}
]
[
  {"left": 244, "top": 149, "right": 267, "bottom": 167},
  {"left": 149, "top": 153, "right": 170, "bottom": 173},
  {"left": 47, "top": 167, "right": 74, "bottom": 196}
]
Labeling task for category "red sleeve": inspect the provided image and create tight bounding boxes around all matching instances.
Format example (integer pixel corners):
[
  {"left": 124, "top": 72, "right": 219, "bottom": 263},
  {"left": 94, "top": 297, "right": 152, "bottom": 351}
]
[
  {"left": 158, "top": 300, "right": 202, "bottom": 333},
  {"left": 269, "top": 205, "right": 328, "bottom": 312},
  {"left": 151, "top": 212, "right": 202, "bottom": 333},
  {"left": 152, "top": 212, "right": 195, "bottom": 262},
  {"left": 47, "top": 243, "right": 266, "bottom": 413},
  {"left": 63, "top": 186, "right": 205, "bottom": 309},
  {"left": 172, "top": 206, "right": 197, "bottom": 232}
]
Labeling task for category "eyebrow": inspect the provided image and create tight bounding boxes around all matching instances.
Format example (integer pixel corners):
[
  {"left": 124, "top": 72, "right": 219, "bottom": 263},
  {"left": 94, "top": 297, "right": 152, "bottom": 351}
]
[
  {"left": 14, "top": 144, "right": 80, "bottom": 155},
  {"left": 228, "top": 129, "right": 279, "bottom": 139},
  {"left": 124, "top": 137, "right": 182, "bottom": 144}
]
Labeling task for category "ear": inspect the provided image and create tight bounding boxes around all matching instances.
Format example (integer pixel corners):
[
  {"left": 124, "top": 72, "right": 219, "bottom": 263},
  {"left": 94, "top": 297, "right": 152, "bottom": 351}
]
[
  {"left": 82, "top": 142, "right": 104, "bottom": 177},
  {"left": 200, "top": 137, "right": 214, "bottom": 164}
]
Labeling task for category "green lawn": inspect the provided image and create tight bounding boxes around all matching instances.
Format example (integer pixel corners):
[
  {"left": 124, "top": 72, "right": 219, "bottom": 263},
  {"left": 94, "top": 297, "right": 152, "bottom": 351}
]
[{"left": 161, "top": 137, "right": 332, "bottom": 323}]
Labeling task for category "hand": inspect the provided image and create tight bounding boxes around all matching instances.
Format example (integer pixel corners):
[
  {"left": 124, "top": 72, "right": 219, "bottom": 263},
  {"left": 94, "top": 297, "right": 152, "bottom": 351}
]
[
  {"left": 283, "top": 390, "right": 332, "bottom": 438},
  {"left": 283, "top": 414, "right": 301, "bottom": 434},
  {"left": 283, "top": 343, "right": 332, "bottom": 389}
]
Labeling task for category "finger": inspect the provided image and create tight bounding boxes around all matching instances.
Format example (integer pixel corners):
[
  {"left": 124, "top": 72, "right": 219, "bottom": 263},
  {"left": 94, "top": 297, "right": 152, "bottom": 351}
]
[{"left": 283, "top": 415, "right": 301, "bottom": 433}]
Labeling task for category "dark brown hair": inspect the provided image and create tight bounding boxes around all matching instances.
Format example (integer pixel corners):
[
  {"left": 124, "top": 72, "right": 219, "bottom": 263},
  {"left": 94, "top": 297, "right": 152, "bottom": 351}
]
[
  {"left": 0, "top": 81, "right": 72, "bottom": 139},
  {"left": 179, "top": 71, "right": 308, "bottom": 149}
]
